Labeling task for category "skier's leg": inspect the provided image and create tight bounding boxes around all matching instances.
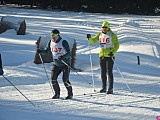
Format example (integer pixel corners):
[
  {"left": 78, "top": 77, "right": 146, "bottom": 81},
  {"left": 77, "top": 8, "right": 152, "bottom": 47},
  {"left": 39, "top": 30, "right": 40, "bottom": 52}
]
[
  {"left": 100, "top": 57, "right": 107, "bottom": 92},
  {"left": 51, "top": 65, "right": 61, "bottom": 98},
  {"left": 62, "top": 65, "right": 73, "bottom": 99},
  {"left": 107, "top": 57, "right": 114, "bottom": 94}
]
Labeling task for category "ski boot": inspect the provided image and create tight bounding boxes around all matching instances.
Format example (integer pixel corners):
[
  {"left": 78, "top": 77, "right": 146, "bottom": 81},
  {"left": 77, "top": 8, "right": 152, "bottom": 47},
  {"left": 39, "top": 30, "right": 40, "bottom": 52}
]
[{"left": 52, "top": 94, "right": 60, "bottom": 99}]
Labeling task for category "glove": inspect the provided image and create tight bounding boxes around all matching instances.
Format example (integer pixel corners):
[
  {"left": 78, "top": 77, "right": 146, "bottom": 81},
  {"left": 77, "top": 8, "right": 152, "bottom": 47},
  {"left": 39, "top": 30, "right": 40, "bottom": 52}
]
[
  {"left": 0, "top": 68, "right": 3, "bottom": 75},
  {"left": 58, "top": 56, "right": 64, "bottom": 60},
  {"left": 108, "top": 52, "right": 114, "bottom": 57},
  {"left": 37, "top": 48, "right": 42, "bottom": 53},
  {"left": 87, "top": 34, "right": 91, "bottom": 39}
]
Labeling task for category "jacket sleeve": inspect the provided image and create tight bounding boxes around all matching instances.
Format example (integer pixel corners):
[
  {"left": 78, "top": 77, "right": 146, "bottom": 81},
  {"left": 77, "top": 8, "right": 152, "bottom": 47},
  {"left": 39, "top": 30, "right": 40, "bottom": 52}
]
[
  {"left": 62, "top": 40, "right": 71, "bottom": 59},
  {"left": 41, "top": 40, "right": 51, "bottom": 54},
  {"left": 88, "top": 32, "right": 101, "bottom": 44},
  {"left": 111, "top": 33, "right": 119, "bottom": 54}
]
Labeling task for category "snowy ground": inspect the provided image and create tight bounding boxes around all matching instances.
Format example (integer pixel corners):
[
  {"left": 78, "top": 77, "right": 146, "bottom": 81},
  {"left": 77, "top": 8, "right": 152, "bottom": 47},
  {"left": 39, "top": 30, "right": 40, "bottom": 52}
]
[{"left": 0, "top": 5, "right": 160, "bottom": 120}]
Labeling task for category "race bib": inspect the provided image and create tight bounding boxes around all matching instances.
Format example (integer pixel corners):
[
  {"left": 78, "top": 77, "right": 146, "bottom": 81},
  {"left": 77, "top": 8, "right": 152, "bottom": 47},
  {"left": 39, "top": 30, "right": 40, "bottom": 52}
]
[
  {"left": 50, "top": 40, "right": 65, "bottom": 59},
  {"left": 51, "top": 44, "right": 62, "bottom": 53},
  {"left": 99, "top": 33, "right": 114, "bottom": 49}
]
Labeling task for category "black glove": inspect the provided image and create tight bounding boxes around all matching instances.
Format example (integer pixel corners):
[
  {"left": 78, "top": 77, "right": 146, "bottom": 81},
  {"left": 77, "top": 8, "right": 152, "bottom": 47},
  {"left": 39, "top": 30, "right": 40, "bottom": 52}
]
[
  {"left": 0, "top": 68, "right": 3, "bottom": 75},
  {"left": 87, "top": 34, "right": 91, "bottom": 39},
  {"left": 108, "top": 52, "right": 114, "bottom": 57},
  {"left": 58, "top": 56, "right": 64, "bottom": 60},
  {"left": 37, "top": 48, "right": 42, "bottom": 53}
]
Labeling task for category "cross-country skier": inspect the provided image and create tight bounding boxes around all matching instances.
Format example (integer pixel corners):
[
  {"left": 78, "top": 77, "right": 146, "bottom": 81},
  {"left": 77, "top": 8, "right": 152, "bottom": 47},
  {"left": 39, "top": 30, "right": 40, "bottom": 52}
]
[
  {"left": 0, "top": 53, "right": 4, "bottom": 75},
  {"left": 87, "top": 21, "right": 120, "bottom": 94},
  {"left": 37, "top": 29, "right": 73, "bottom": 99}
]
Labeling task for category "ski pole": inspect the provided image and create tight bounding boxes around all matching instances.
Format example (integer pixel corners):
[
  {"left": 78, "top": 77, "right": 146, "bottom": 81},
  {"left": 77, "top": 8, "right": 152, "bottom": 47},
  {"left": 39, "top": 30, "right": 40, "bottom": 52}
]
[
  {"left": 38, "top": 53, "right": 54, "bottom": 95},
  {"left": 88, "top": 43, "right": 96, "bottom": 92},
  {"left": 87, "top": 34, "right": 96, "bottom": 92},
  {"left": 111, "top": 57, "right": 133, "bottom": 93},
  {"left": 61, "top": 60, "right": 91, "bottom": 85},
  {"left": 2, "top": 75, "right": 36, "bottom": 107}
]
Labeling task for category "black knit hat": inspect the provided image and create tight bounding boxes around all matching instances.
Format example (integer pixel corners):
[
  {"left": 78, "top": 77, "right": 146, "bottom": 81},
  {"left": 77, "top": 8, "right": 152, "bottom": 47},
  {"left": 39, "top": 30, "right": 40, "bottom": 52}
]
[{"left": 51, "top": 29, "right": 60, "bottom": 34}]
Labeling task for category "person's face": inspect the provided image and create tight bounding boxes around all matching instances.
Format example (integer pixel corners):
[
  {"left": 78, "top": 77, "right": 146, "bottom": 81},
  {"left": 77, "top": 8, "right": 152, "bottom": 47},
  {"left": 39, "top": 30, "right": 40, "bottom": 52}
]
[
  {"left": 51, "top": 33, "right": 59, "bottom": 42},
  {"left": 101, "top": 27, "right": 109, "bottom": 33}
]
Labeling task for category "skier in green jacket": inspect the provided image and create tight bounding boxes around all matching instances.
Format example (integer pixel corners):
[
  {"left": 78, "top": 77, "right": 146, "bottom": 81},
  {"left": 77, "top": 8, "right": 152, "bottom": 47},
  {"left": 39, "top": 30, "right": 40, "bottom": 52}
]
[
  {"left": 38, "top": 29, "right": 73, "bottom": 99},
  {"left": 87, "top": 21, "right": 119, "bottom": 94}
]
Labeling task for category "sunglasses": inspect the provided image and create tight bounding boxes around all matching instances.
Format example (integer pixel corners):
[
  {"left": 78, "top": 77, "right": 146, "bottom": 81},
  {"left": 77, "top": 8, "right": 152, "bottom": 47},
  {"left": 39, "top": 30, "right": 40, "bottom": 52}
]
[
  {"left": 51, "top": 33, "right": 59, "bottom": 37},
  {"left": 102, "top": 27, "right": 108, "bottom": 28}
]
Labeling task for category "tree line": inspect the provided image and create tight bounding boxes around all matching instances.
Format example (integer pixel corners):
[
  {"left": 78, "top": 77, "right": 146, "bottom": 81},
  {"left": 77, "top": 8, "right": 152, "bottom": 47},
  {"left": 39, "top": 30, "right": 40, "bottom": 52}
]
[{"left": 3, "top": 0, "right": 160, "bottom": 15}]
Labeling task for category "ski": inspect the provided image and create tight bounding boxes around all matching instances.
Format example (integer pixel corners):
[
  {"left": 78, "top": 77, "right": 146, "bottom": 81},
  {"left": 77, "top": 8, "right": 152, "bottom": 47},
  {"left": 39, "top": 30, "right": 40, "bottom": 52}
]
[{"left": 34, "top": 97, "right": 73, "bottom": 102}]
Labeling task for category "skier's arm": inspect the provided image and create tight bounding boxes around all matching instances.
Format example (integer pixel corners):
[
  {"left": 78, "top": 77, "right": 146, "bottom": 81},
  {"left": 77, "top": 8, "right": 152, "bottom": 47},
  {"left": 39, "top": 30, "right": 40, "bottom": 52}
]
[
  {"left": 110, "top": 33, "right": 119, "bottom": 54},
  {"left": 88, "top": 32, "right": 101, "bottom": 44},
  {"left": 61, "top": 40, "right": 71, "bottom": 59},
  {"left": 40, "top": 41, "right": 51, "bottom": 54}
]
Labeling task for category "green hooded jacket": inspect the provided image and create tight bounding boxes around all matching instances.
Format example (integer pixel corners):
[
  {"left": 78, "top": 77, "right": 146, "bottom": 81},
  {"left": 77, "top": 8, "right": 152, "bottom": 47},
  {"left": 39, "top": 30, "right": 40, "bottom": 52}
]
[{"left": 88, "top": 30, "right": 119, "bottom": 58}]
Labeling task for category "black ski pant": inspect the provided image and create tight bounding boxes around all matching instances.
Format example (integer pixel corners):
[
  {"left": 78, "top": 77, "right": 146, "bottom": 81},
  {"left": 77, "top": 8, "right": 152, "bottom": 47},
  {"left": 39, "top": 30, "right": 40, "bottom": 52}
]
[
  {"left": 51, "top": 65, "right": 73, "bottom": 96},
  {"left": 100, "top": 57, "right": 114, "bottom": 90}
]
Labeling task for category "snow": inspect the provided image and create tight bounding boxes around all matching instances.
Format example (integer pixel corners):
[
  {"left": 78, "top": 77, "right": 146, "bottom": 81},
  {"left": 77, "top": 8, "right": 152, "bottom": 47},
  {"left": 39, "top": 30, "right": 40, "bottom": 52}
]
[{"left": 0, "top": 5, "right": 160, "bottom": 120}]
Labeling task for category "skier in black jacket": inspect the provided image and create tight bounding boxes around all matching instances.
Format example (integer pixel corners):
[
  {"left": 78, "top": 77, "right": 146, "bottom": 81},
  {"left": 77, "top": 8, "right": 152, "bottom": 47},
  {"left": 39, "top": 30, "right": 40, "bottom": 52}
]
[{"left": 38, "top": 29, "right": 73, "bottom": 99}]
